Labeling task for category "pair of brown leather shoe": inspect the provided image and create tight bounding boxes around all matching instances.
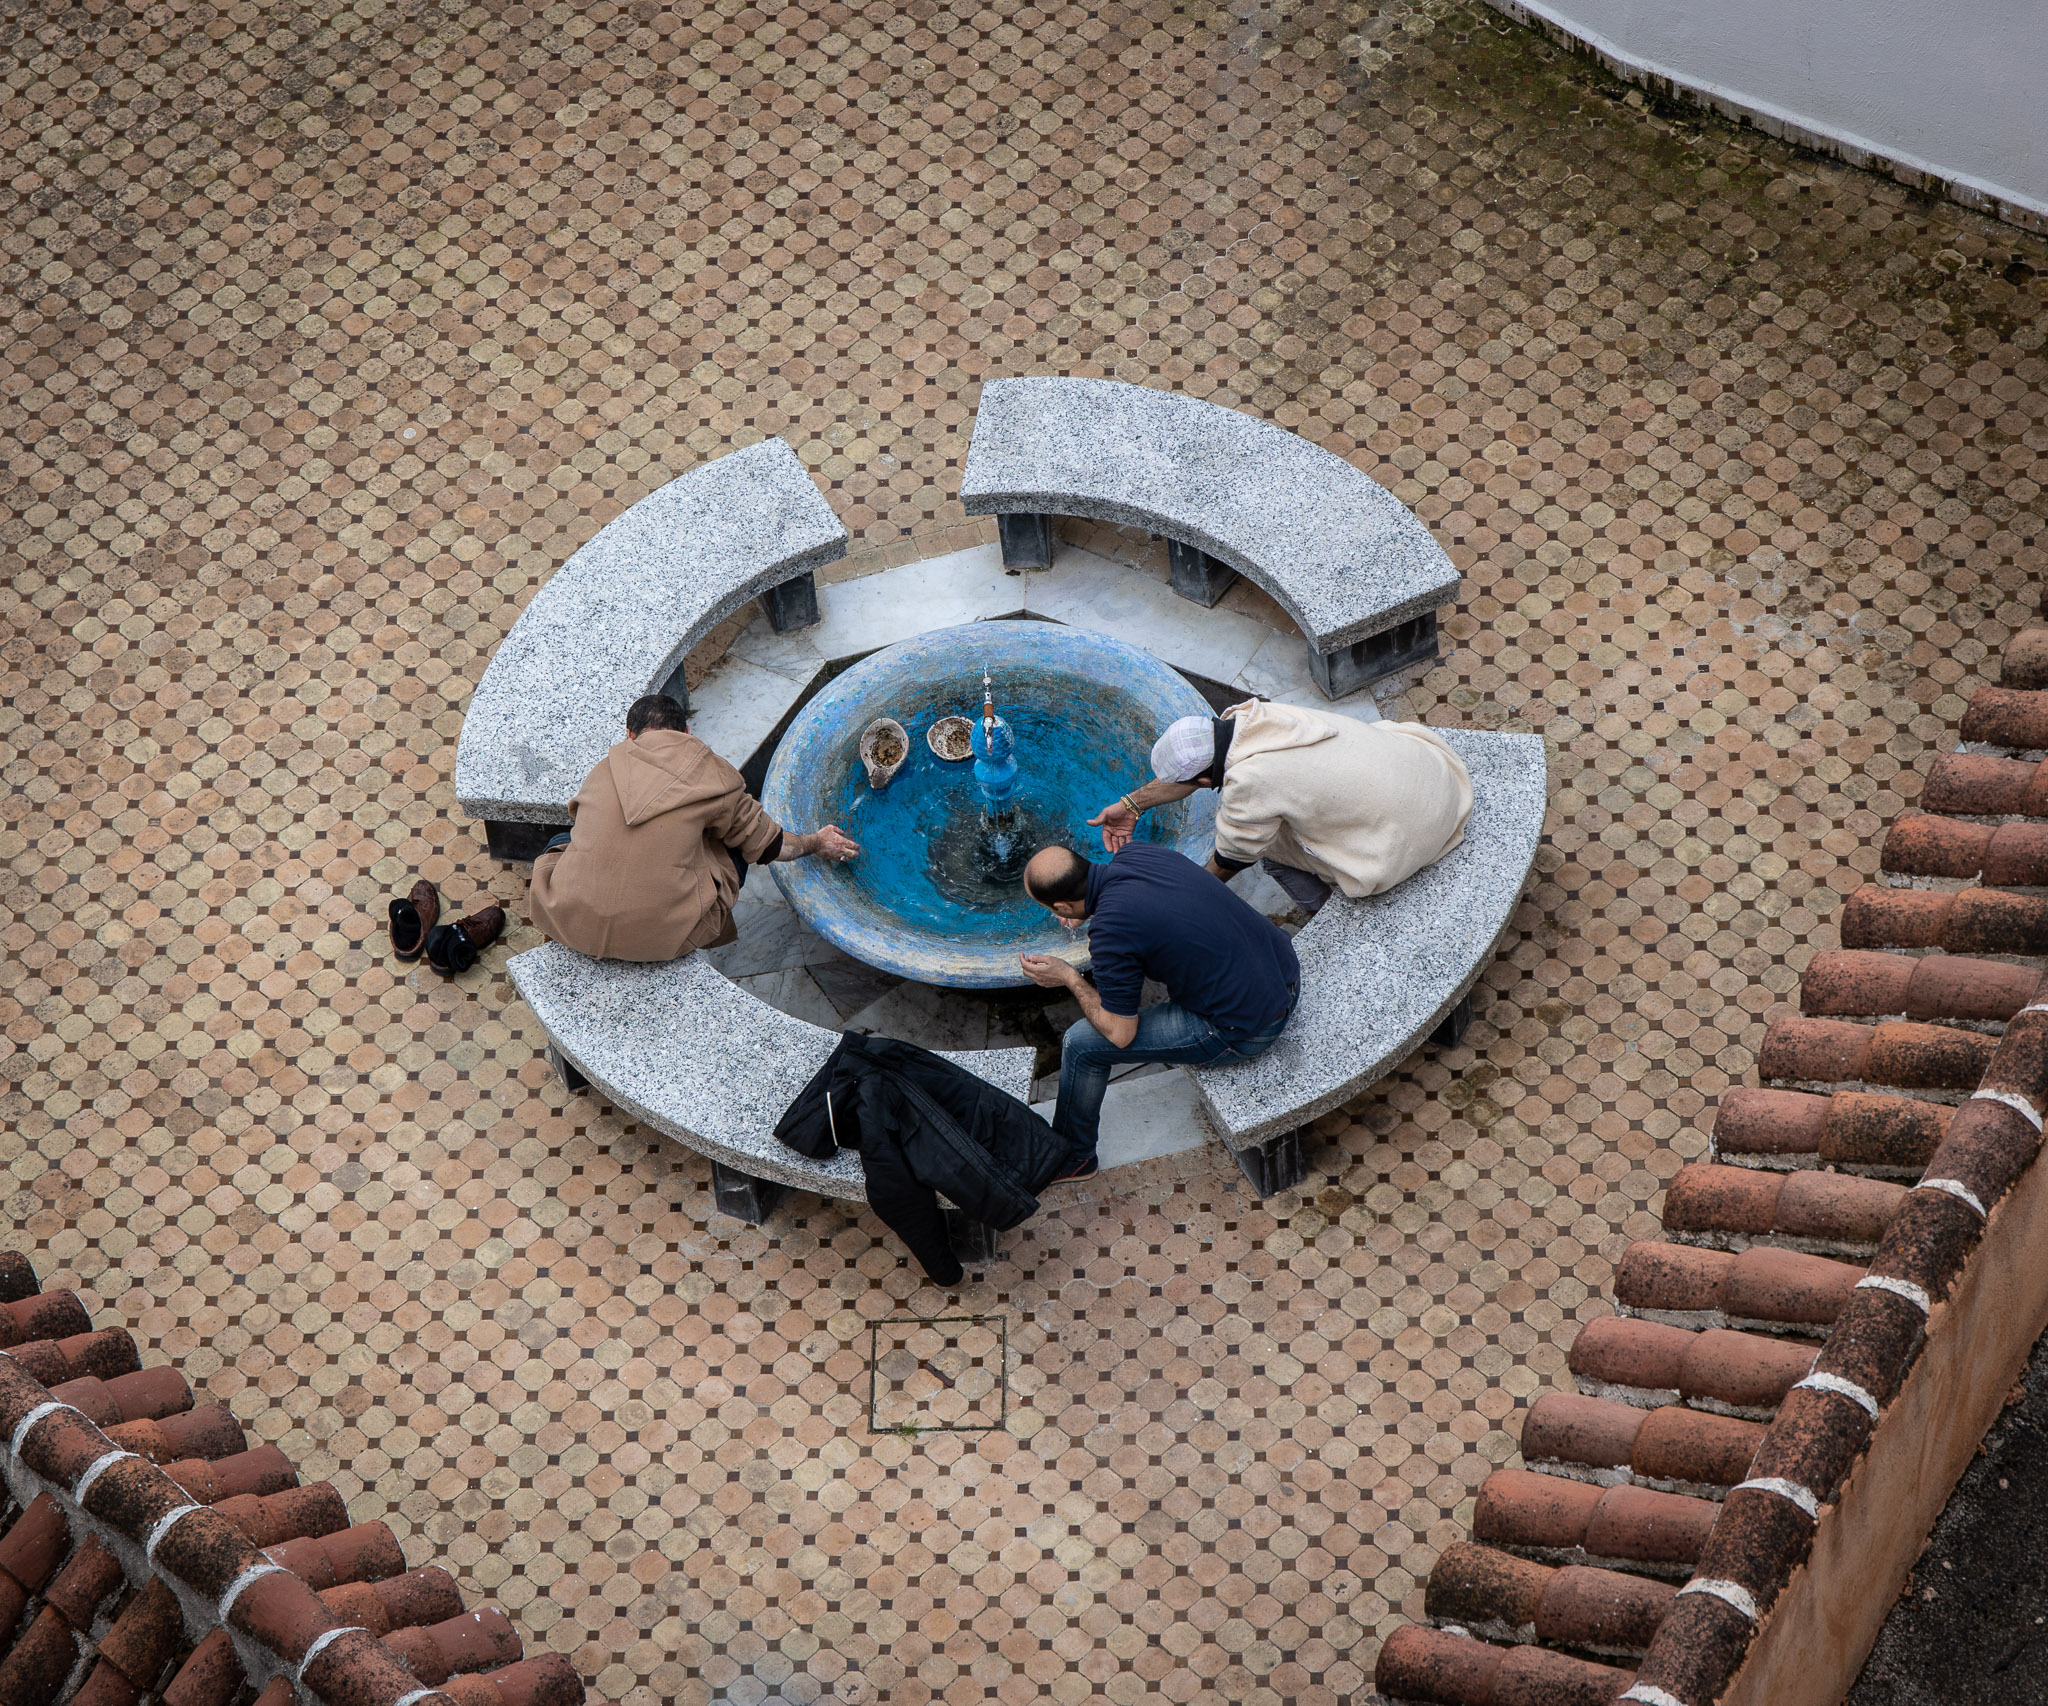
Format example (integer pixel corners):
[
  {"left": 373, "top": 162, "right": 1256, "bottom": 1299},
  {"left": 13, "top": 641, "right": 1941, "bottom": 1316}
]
[{"left": 388, "top": 880, "right": 506, "bottom": 976}]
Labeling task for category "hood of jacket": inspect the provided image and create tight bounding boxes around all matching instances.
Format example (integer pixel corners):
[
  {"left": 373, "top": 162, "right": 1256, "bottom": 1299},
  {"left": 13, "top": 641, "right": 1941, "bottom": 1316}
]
[
  {"left": 1223, "top": 696, "right": 1342, "bottom": 762},
  {"left": 607, "top": 728, "right": 727, "bottom": 827}
]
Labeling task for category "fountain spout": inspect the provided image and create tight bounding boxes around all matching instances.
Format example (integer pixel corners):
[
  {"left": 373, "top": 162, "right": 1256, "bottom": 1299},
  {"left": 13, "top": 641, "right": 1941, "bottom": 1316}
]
[{"left": 969, "top": 668, "right": 1019, "bottom": 812}]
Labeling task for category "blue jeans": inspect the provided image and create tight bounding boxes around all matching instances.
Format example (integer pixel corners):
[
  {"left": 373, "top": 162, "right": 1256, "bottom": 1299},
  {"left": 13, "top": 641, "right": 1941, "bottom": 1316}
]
[{"left": 1053, "top": 998, "right": 1294, "bottom": 1160}]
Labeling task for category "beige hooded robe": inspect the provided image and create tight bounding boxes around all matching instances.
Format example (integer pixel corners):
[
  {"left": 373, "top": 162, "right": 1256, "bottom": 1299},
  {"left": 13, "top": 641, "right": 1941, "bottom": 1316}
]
[
  {"left": 528, "top": 728, "right": 785, "bottom": 962},
  {"left": 1212, "top": 699, "right": 1473, "bottom": 898}
]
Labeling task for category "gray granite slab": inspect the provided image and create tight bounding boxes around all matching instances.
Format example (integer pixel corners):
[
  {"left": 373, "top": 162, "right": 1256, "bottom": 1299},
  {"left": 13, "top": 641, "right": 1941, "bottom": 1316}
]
[
  {"left": 960, "top": 377, "right": 1461, "bottom": 652},
  {"left": 507, "top": 943, "right": 1036, "bottom": 1201},
  {"left": 454, "top": 439, "right": 848, "bottom": 824},
  {"left": 1192, "top": 729, "right": 1549, "bottom": 1146}
]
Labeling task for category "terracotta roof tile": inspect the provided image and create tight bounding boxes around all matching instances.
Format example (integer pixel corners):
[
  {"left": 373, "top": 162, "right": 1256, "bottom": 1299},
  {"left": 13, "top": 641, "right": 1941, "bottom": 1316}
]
[
  {"left": 1819, "top": 1091, "right": 1952, "bottom": 1173},
  {"left": 1614, "top": 1242, "right": 1863, "bottom": 1333},
  {"left": 1922, "top": 1093, "right": 2044, "bottom": 1209},
  {"left": 2000, "top": 628, "right": 2048, "bottom": 691},
  {"left": 1427, "top": 1541, "right": 1552, "bottom": 1632},
  {"left": 383, "top": 1608, "right": 525, "bottom": 1685},
  {"left": 1570, "top": 1319, "right": 1816, "bottom": 1417},
  {"left": 1631, "top": 1407, "right": 1767, "bottom": 1492},
  {"left": 214, "top": 1484, "right": 352, "bottom": 1548},
  {"left": 1843, "top": 885, "right": 2048, "bottom": 957},
  {"left": 1627, "top": 1590, "right": 1757, "bottom": 1705},
  {"left": 268, "top": 1522, "right": 410, "bottom": 1589},
  {"left": 1959, "top": 686, "right": 2048, "bottom": 751},
  {"left": 1376, "top": 1626, "right": 1506, "bottom": 1705},
  {"left": 161, "top": 1631, "right": 243, "bottom": 1706},
  {"left": 102, "top": 1404, "right": 246, "bottom": 1464},
  {"left": 5, "top": 1328, "right": 144, "bottom": 1387},
  {"left": 1375, "top": 1626, "right": 1636, "bottom": 1706},
  {"left": 1710, "top": 1085, "right": 1963, "bottom": 1177},
  {"left": 1537, "top": 1564, "right": 1676, "bottom": 1657},
  {"left": 1520, "top": 1394, "right": 1767, "bottom": 1494},
  {"left": 0, "top": 1606, "right": 81, "bottom": 1706},
  {"left": 1880, "top": 815, "right": 2048, "bottom": 885},
  {"left": 1757, "top": 1016, "right": 1996, "bottom": 1093},
  {"left": 1772, "top": 1171, "right": 1908, "bottom": 1247},
  {"left": 439, "top": 1656, "right": 588, "bottom": 1706},
  {"left": 1861, "top": 1190, "right": 1986, "bottom": 1308},
  {"left": 1377, "top": 620, "right": 2048, "bottom": 1706},
  {"left": 323, "top": 1566, "right": 466, "bottom": 1634},
  {"left": 1880, "top": 813, "right": 1995, "bottom": 880},
  {"left": 1973, "top": 1006, "right": 2048, "bottom": 1110},
  {"left": 1472, "top": 1472, "right": 1721, "bottom": 1575},
  {"left": 1676, "top": 1330, "right": 1818, "bottom": 1416},
  {"left": 1921, "top": 751, "right": 2048, "bottom": 817},
  {"left": 44, "top": 1535, "right": 126, "bottom": 1627},
  {"left": 1839, "top": 886, "right": 1956, "bottom": 949},
  {"left": 91, "top": 1577, "right": 185, "bottom": 1700},
  {"left": 0, "top": 1259, "right": 583, "bottom": 1706},
  {"left": 162, "top": 1443, "right": 298, "bottom": 1502},
  {"left": 0, "top": 1252, "right": 37, "bottom": 1302},
  {"left": 1742, "top": 1385, "right": 1874, "bottom": 1505},
  {"left": 0, "top": 1291, "right": 94, "bottom": 1349},
  {"left": 1661, "top": 1164, "right": 1907, "bottom": 1253},
  {"left": 1799, "top": 950, "right": 2040, "bottom": 1023},
  {"left": 1808, "top": 1286, "right": 1926, "bottom": 1412},
  {"left": 1522, "top": 1394, "right": 1642, "bottom": 1477},
  {"left": 1426, "top": 1544, "right": 1677, "bottom": 1656},
  {"left": 1687, "top": 1483, "right": 1819, "bottom": 1613}
]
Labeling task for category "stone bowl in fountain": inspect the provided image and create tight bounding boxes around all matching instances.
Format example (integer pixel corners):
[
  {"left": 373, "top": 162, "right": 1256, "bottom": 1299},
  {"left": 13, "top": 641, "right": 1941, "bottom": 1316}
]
[{"left": 760, "top": 620, "right": 1218, "bottom": 988}]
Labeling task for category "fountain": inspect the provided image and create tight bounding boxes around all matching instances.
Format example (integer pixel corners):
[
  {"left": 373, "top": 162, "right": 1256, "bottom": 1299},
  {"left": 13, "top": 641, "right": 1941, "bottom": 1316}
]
[{"left": 759, "top": 621, "right": 1216, "bottom": 987}]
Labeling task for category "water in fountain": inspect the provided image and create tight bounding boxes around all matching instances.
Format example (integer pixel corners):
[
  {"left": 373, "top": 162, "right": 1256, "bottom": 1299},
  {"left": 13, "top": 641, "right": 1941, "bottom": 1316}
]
[{"left": 761, "top": 621, "right": 1216, "bottom": 987}]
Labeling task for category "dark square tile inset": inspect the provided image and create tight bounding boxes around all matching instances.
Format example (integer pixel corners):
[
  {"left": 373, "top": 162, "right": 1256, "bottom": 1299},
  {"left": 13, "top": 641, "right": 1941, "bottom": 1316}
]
[{"left": 868, "top": 1314, "right": 1009, "bottom": 1433}]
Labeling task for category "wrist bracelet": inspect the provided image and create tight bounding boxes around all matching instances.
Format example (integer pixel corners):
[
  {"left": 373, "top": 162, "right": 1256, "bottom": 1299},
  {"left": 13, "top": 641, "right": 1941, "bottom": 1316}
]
[{"left": 1120, "top": 794, "right": 1142, "bottom": 815}]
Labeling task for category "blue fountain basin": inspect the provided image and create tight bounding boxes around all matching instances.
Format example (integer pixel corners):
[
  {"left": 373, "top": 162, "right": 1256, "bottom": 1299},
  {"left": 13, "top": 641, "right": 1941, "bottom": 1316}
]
[{"left": 760, "top": 620, "right": 1217, "bottom": 988}]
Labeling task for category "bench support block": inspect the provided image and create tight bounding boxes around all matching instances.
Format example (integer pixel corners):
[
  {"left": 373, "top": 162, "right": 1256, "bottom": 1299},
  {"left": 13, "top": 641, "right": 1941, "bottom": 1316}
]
[
  {"left": 1168, "top": 539, "right": 1239, "bottom": 608},
  {"left": 997, "top": 512, "right": 1054, "bottom": 570},
  {"left": 1430, "top": 994, "right": 1473, "bottom": 1052},
  {"left": 546, "top": 1043, "right": 590, "bottom": 1096},
  {"left": 944, "top": 1205, "right": 1001, "bottom": 1265},
  {"left": 762, "top": 571, "right": 820, "bottom": 633},
  {"left": 654, "top": 660, "right": 693, "bottom": 720},
  {"left": 1227, "top": 1129, "right": 1307, "bottom": 1197},
  {"left": 711, "top": 1161, "right": 785, "bottom": 1224},
  {"left": 486, "top": 819, "right": 563, "bottom": 863},
  {"left": 1309, "top": 610, "right": 1440, "bottom": 699}
]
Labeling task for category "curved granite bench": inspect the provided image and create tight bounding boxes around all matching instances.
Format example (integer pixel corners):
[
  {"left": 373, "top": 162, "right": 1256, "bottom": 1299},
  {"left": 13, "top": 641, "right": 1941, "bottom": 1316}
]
[
  {"left": 454, "top": 438, "right": 847, "bottom": 858},
  {"left": 507, "top": 942, "right": 1038, "bottom": 1245},
  {"left": 959, "top": 376, "right": 1462, "bottom": 699},
  {"left": 1190, "top": 728, "right": 1548, "bottom": 1189}
]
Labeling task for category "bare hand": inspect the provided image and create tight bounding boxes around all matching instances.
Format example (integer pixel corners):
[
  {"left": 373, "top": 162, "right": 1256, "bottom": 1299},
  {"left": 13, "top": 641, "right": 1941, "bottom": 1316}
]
[
  {"left": 1088, "top": 800, "right": 1137, "bottom": 853},
  {"left": 814, "top": 825, "right": 861, "bottom": 863},
  {"left": 1018, "top": 952, "right": 1079, "bottom": 990}
]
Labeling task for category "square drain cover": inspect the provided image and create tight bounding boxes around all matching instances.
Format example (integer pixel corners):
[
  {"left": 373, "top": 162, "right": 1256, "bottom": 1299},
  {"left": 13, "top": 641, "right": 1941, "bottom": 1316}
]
[{"left": 867, "top": 1314, "right": 1008, "bottom": 1433}]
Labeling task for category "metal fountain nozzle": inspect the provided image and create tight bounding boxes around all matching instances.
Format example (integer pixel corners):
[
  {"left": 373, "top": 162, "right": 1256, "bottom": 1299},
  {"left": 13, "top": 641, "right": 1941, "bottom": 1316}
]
[{"left": 970, "top": 667, "right": 1018, "bottom": 809}]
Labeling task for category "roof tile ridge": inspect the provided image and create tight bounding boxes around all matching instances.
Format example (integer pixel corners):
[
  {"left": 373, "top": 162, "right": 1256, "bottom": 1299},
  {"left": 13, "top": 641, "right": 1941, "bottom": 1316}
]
[
  {"left": 0, "top": 1274, "right": 483, "bottom": 1706},
  {"left": 1623, "top": 975, "right": 2048, "bottom": 1701},
  {"left": 1378, "top": 784, "right": 2048, "bottom": 1702}
]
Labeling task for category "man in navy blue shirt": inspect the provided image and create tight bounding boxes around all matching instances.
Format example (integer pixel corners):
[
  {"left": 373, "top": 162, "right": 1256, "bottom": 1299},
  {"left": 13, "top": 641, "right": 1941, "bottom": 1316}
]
[{"left": 1019, "top": 841, "right": 1300, "bottom": 1178}]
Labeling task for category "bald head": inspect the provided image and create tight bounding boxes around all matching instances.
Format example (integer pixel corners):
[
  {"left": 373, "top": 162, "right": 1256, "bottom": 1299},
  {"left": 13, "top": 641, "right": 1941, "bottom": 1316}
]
[{"left": 1024, "top": 845, "right": 1089, "bottom": 909}]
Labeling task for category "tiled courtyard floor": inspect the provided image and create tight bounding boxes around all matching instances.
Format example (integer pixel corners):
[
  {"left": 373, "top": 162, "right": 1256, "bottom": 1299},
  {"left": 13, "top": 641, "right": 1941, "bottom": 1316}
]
[{"left": 1, "top": 2, "right": 2045, "bottom": 1704}]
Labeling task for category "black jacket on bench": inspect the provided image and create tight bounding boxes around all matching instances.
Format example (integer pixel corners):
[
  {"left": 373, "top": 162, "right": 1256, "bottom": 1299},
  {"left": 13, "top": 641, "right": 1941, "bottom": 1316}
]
[{"left": 774, "top": 1032, "right": 1067, "bottom": 1286}]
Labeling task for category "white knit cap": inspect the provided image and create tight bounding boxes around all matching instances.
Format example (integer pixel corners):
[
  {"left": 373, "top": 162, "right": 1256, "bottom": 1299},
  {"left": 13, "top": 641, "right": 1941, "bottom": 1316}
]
[{"left": 1150, "top": 716, "right": 1215, "bottom": 783}]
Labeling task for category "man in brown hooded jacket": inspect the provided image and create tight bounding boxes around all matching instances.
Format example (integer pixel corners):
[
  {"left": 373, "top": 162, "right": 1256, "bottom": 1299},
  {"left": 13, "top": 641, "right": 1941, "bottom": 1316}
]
[{"left": 529, "top": 694, "right": 859, "bottom": 962}]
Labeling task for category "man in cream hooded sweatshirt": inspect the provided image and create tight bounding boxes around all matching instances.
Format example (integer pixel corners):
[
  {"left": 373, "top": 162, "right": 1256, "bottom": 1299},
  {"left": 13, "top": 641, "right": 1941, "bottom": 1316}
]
[{"left": 1090, "top": 699, "right": 1472, "bottom": 914}]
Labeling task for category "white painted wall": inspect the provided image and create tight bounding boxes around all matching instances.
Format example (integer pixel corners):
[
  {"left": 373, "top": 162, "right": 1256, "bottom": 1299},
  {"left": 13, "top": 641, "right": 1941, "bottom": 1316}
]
[{"left": 1488, "top": 0, "right": 2048, "bottom": 230}]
